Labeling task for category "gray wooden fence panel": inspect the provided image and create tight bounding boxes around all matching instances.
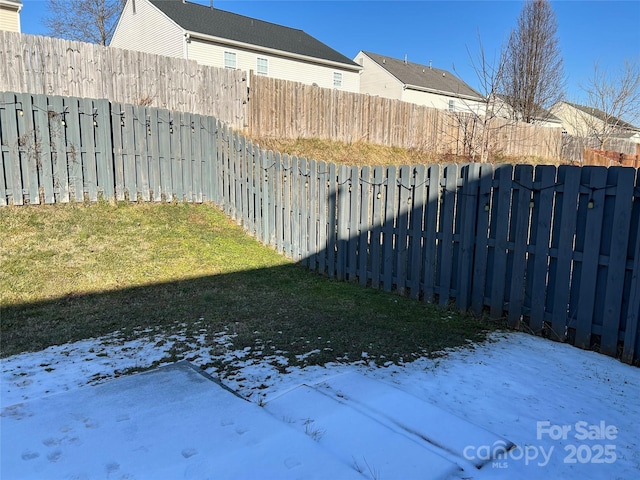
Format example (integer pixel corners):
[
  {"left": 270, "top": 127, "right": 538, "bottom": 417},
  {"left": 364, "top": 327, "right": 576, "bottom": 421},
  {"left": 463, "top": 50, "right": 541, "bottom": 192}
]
[
  {"left": 93, "top": 98, "right": 114, "bottom": 200},
  {"left": 396, "top": 165, "right": 411, "bottom": 295},
  {"left": 230, "top": 130, "right": 240, "bottom": 220},
  {"left": 260, "top": 152, "right": 282, "bottom": 248},
  {"left": 243, "top": 139, "right": 253, "bottom": 233},
  {"left": 157, "top": 109, "right": 172, "bottom": 201},
  {"left": 470, "top": 164, "right": 493, "bottom": 314},
  {"left": 301, "top": 158, "right": 311, "bottom": 265},
  {"left": 438, "top": 164, "right": 457, "bottom": 306},
  {"left": 221, "top": 125, "right": 231, "bottom": 214},
  {"left": 326, "top": 162, "right": 337, "bottom": 278},
  {"left": 65, "top": 97, "right": 85, "bottom": 202},
  {"left": 0, "top": 93, "right": 15, "bottom": 205},
  {"left": 337, "top": 164, "right": 349, "bottom": 280},
  {"left": 456, "top": 163, "right": 480, "bottom": 311},
  {"left": 274, "top": 152, "right": 284, "bottom": 254},
  {"left": 18, "top": 93, "right": 40, "bottom": 204},
  {"left": 347, "top": 165, "right": 359, "bottom": 282},
  {"left": 135, "top": 105, "right": 150, "bottom": 202},
  {"left": 488, "top": 165, "right": 513, "bottom": 317},
  {"left": 382, "top": 166, "right": 397, "bottom": 292},
  {"left": 7, "top": 92, "right": 24, "bottom": 204},
  {"left": 111, "top": 102, "right": 124, "bottom": 200},
  {"left": 526, "top": 165, "right": 557, "bottom": 332},
  {"left": 316, "top": 160, "right": 328, "bottom": 273},
  {"left": 148, "top": 108, "right": 161, "bottom": 201},
  {"left": 622, "top": 171, "right": 640, "bottom": 363},
  {"left": 408, "top": 165, "right": 426, "bottom": 300},
  {"left": 307, "top": 159, "right": 318, "bottom": 269},
  {"left": 599, "top": 168, "right": 634, "bottom": 355},
  {"left": 291, "top": 155, "right": 301, "bottom": 262},
  {"left": 79, "top": 97, "right": 98, "bottom": 202},
  {"left": 49, "top": 95, "right": 69, "bottom": 203},
  {"left": 282, "top": 154, "right": 293, "bottom": 258},
  {"left": 370, "top": 165, "right": 384, "bottom": 288},
  {"left": 548, "top": 166, "right": 581, "bottom": 341},
  {"left": 192, "top": 114, "right": 204, "bottom": 203},
  {"left": 238, "top": 134, "right": 247, "bottom": 226},
  {"left": 358, "top": 166, "right": 372, "bottom": 287},
  {"left": 574, "top": 167, "right": 608, "bottom": 348},
  {"left": 507, "top": 165, "right": 534, "bottom": 326},
  {"left": 32, "top": 94, "right": 55, "bottom": 203},
  {"left": 422, "top": 164, "right": 440, "bottom": 303}
]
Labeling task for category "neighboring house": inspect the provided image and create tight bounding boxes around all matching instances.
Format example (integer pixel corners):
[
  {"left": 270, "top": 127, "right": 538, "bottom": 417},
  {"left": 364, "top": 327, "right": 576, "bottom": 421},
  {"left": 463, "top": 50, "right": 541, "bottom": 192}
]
[
  {"left": 491, "top": 94, "right": 563, "bottom": 128},
  {"left": 355, "top": 51, "right": 485, "bottom": 114},
  {"left": 551, "top": 101, "right": 640, "bottom": 144},
  {"left": 111, "top": 0, "right": 361, "bottom": 92},
  {"left": 0, "top": 0, "right": 21, "bottom": 32}
]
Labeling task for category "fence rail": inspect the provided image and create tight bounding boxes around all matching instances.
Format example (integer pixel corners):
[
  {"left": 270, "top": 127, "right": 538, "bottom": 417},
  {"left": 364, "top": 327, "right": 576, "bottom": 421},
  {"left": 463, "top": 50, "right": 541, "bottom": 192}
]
[{"left": 2, "top": 92, "right": 639, "bottom": 364}]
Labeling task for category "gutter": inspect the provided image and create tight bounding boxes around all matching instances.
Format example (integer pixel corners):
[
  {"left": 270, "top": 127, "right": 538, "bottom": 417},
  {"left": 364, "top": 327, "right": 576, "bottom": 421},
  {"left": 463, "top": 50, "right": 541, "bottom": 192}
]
[
  {"left": 403, "top": 83, "right": 484, "bottom": 103},
  {"left": 187, "top": 30, "right": 362, "bottom": 73}
]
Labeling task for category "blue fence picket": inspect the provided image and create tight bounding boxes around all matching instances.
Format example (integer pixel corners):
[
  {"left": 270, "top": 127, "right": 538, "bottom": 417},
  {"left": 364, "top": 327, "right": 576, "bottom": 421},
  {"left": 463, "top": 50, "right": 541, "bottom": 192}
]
[
  {"left": 506, "top": 165, "right": 533, "bottom": 326},
  {"left": 525, "top": 165, "right": 557, "bottom": 332},
  {"left": 370, "top": 165, "right": 384, "bottom": 289},
  {"left": 422, "top": 164, "right": 440, "bottom": 303},
  {"left": 598, "top": 167, "right": 635, "bottom": 355},
  {"left": 382, "top": 165, "right": 397, "bottom": 292},
  {"left": 408, "top": 165, "right": 426, "bottom": 300}
]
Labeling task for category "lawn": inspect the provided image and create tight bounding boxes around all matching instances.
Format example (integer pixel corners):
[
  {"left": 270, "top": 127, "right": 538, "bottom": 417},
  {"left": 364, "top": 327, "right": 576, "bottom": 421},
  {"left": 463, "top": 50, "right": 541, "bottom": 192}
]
[{"left": 1, "top": 201, "right": 498, "bottom": 374}]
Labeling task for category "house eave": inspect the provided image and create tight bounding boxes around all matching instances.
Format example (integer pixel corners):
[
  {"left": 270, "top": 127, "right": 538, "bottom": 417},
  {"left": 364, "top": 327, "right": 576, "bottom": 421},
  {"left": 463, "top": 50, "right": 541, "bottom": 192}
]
[
  {"left": 403, "top": 83, "right": 484, "bottom": 103},
  {"left": 0, "top": 0, "right": 22, "bottom": 11},
  {"left": 187, "top": 30, "right": 362, "bottom": 72}
]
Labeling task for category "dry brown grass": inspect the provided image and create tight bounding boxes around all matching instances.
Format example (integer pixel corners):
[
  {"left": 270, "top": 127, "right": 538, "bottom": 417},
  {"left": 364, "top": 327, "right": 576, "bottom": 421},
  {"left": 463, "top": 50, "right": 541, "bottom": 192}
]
[{"left": 250, "top": 136, "right": 567, "bottom": 167}]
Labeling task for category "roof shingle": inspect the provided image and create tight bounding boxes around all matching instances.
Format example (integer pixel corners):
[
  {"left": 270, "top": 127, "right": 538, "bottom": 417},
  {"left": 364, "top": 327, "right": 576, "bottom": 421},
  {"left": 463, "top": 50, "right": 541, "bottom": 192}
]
[
  {"left": 149, "top": 0, "right": 358, "bottom": 67},
  {"left": 362, "top": 51, "right": 483, "bottom": 100}
]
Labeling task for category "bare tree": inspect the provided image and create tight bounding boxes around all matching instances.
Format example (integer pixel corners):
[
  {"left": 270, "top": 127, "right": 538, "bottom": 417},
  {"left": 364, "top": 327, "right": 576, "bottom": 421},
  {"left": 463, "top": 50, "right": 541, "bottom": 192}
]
[
  {"left": 448, "top": 33, "right": 513, "bottom": 162},
  {"left": 44, "top": 0, "right": 125, "bottom": 46},
  {"left": 579, "top": 59, "right": 640, "bottom": 149},
  {"left": 500, "top": 0, "right": 565, "bottom": 124}
]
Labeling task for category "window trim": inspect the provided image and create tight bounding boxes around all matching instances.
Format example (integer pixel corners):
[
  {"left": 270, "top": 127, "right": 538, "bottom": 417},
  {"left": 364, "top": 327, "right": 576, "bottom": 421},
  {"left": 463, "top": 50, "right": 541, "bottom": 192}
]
[
  {"left": 333, "top": 72, "right": 343, "bottom": 88},
  {"left": 224, "top": 51, "right": 237, "bottom": 69},
  {"left": 257, "top": 57, "right": 268, "bottom": 76}
]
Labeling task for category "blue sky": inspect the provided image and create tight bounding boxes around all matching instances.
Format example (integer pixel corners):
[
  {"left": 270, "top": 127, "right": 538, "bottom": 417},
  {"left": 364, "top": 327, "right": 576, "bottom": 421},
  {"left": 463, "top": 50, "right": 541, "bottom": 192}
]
[{"left": 18, "top": 0, "right": 640, "bottom": 104}]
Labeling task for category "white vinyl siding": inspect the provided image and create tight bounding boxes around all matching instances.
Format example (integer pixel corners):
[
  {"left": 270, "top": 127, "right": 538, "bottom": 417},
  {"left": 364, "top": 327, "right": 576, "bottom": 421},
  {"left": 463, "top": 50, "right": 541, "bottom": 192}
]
[
  {"left": 110, "top": 0, "right": 183, "bottom": 57},
  {"left": 256, "top": 57, "right": 268, "bottom": 75},
  {"left": 0, "top": 4, "right": 21, "bottom": 32},
  {"left": 188, "top": 38, "right": 360, "bottom": 92},
  {"left": 356, "top": 52, "right": 403, "bottom": 100}
]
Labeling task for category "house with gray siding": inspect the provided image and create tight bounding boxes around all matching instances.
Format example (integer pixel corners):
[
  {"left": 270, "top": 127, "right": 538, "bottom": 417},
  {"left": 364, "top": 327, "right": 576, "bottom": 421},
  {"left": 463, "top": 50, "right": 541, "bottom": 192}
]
[{"left": 111, "top": 0, "right": 361, "bottom": 92}]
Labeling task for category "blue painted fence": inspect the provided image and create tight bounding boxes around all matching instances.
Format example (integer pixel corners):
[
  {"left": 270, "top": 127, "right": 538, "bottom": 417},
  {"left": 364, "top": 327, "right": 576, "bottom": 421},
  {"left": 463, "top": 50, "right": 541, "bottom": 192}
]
[{"left": 2, "top": 92, "right": 639, "bottom": 364}]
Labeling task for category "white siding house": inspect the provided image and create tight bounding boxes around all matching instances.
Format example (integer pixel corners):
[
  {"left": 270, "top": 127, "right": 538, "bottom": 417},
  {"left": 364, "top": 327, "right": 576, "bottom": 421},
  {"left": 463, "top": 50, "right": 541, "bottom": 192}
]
[
  {"left": 111, "top": 0, "right": 361, "bottom": 92},
  {"left": 551, "top": 101, "right": 640, "bottom": 144},
  {"left": 355, "top": 51, "right": 485, "bottom": 114},
  {"left": 0, "top": 0, "right": 21, "bottom": 32}
]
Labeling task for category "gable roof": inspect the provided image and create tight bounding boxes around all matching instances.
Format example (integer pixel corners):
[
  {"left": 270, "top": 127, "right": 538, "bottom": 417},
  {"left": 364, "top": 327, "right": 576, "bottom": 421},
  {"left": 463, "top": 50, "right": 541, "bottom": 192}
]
[
  {"left": 561, "top": 101, "right": 639, "bottom": 131},
  {"left": 149, "top": 0, "right": 358, "bottom": 68},
  {"left": 361, "top": 51, "right": 483, "bottom": 101},
  {"left": 496, "top": 94, "right": 563, "bottom": 124}
]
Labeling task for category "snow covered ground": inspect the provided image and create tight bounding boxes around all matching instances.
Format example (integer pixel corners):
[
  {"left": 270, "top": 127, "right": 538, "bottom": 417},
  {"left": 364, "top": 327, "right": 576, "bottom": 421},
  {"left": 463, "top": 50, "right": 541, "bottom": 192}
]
[{"left": 1, "top": 330, "right": 639, "bottom": 479}]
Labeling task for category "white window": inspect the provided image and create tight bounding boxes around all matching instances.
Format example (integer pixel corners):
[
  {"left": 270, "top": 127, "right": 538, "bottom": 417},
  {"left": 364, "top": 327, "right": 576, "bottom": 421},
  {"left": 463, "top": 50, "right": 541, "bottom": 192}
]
[
  {"left": 224, "top": 51, "right": 237, "bottom": 69},
  {"left": 257, "top": 57, "right": 268, "bottom": 75},
  {"left": 333, "top": 72, "right": 343, "bottom": 88},
  {"left": 448, "top": 99, "right": 455, "bottom": 112}
]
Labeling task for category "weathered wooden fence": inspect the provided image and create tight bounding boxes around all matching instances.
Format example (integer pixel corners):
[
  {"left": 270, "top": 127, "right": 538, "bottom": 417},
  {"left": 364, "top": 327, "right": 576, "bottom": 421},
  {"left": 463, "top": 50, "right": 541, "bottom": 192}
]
[
  {"left": 0, "top": 31, "right": 247, "bottom": 128},
  {"left": 2, "top": 92, "right": 639, "bottom": 364},
  {"left": 248, "top": 73, "right": 565, "bottom": 160}
]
